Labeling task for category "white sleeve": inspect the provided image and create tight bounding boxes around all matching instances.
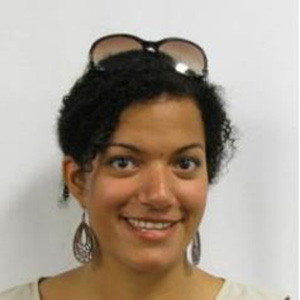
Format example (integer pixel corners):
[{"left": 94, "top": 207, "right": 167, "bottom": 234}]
[{"left": 216, "top": 280, "right": 289, "bottom": 300}]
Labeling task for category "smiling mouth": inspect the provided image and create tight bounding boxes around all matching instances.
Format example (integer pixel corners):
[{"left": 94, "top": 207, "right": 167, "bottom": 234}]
[{"left": 122, "top": 217, "right": 180, "bottom": 231}]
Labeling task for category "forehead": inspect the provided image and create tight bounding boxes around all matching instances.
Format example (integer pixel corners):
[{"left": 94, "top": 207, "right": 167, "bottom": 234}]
[{"left": 110, "top": 95, "right": 205, "bottom": 150}]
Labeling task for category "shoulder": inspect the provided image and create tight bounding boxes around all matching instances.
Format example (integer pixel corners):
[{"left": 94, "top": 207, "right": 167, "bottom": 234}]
[
  {"left": 216, "top": 279, "right": 289, "bottom": 300},
  {"left": 0, "top": 281, "right": 40, "bottom": 300}
]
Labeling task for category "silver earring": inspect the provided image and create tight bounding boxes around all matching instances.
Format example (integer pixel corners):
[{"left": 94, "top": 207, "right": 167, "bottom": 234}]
[
  {"left": 73, "top": 211, "right": 96, "bottom": 264},
  {"left": 191, "top": 230, "right": 201, "bottom": 266}
]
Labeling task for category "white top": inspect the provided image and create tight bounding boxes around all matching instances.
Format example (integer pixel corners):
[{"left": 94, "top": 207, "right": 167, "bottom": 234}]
[{"left": 0, "top": 278, "right": 288, "bottom": 300}]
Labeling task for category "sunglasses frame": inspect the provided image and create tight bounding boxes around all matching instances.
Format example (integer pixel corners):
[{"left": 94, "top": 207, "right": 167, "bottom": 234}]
[{"left": 88, "top": 33, "right": 208, "bottom": 78}]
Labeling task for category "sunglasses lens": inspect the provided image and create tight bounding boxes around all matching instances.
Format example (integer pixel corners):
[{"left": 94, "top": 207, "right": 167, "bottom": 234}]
[
  {"left": 159, "top": 40, "right": 206, "bottom": 76},
  {"left": 90, "top": 36, "right": 142, "bottom": 65}
]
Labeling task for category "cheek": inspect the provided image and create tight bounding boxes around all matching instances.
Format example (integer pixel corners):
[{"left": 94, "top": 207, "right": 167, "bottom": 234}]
[
  {"left": 86, "top": 176, "right": 137, "bottom": 212},
  {"left": 85, "top": 177, "right": 137, "bottom": 241},
  {"left": 177, "top": 180, "right": 208, "bottom": 219}
]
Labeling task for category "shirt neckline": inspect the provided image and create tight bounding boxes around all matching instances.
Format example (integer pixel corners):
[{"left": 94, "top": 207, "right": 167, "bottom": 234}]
[{"left": 35, "top": 277, "right": 231, "bottom": 300}]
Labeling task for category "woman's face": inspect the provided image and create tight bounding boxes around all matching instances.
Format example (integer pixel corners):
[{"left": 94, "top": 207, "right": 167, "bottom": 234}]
[{"left": 69, "top": 94, "right": 208, "bottom": 273}]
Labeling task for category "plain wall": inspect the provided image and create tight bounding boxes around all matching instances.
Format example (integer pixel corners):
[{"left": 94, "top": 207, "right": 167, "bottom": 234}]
[{"left": 0, "top": 0, "right": 297, "bottom": 299}]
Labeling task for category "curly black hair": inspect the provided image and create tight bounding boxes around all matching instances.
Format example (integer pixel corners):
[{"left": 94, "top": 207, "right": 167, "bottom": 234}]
[{"left": 57, "top": 50, "right": 235, "bottom": 189}]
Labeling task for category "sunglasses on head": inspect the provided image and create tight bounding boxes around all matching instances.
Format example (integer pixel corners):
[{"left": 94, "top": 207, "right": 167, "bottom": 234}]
[{"left": 89, "top": 33, "right": 208, "bottom": 78}]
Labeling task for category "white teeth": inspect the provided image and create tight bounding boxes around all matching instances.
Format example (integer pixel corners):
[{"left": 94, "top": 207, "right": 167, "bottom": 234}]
[
  {"left": 145, "top": 222, "right": 152, "bottom": 229},
  {"left": 126, "top": 218, "right": 174, "bottom": 230}
]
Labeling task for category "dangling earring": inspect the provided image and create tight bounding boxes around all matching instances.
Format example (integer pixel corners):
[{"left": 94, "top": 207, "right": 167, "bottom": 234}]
[
  {"left": 62, "top": 184, "right": 69, "bottom": 201},
  {"left": 191, "top": 230, "right": 201, "bottom": 266},
  {"left": 58, "top": 184, "right": 69, "bottom": 207},
  {"left": 73, "top": 211, "right": 96, "bottom": 264}
]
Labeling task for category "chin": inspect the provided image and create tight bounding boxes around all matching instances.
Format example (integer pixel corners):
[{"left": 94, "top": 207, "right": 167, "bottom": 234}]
[{"left": 124, "top": 251, "right": 184, "bottom": 274}]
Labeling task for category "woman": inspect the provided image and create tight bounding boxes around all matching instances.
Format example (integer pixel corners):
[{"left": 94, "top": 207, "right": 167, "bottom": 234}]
[{"left": 0, "top": 34, "right": 288, "bottom": 300}]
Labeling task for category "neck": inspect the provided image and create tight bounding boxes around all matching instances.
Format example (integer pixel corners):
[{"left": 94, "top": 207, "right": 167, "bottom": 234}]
[{"left": 81, "top": 258, "right": 201, "bottom": 300}]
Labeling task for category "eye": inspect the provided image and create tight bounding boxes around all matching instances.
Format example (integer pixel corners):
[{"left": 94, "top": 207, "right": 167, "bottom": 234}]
[
  {"left": 174, "top": 157, "right": 201, "bottom": 172},
  {"left": 108, "top": 156, "right": 137, "bottom": 171}
]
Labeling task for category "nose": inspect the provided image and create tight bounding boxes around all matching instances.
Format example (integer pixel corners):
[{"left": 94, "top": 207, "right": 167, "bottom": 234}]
[{"left": 138, "top": 163, "right": 175, "bottom": 210}]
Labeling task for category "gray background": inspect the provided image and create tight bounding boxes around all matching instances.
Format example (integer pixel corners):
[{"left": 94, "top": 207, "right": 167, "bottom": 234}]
[{"left": 0, "top": 0, "right": 297, "bottom": 299}]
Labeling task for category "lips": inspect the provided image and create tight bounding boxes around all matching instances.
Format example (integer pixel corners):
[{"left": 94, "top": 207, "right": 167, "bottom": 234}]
[
  {"left": 124, "top": 217, "right": 177, "bottom": 231},
  {"left": 120, "top": 216, "right": 182, "bottom": 240}
]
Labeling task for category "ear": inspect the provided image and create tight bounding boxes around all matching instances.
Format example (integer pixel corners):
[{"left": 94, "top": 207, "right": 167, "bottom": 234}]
[{"left": 62, "top": 156, "right": 88, "bottom": 209}]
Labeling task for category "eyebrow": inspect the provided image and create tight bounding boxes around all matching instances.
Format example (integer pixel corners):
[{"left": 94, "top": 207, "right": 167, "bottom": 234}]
[
  {"left": 174, "top": 143, "right": 205, "bottom": 154},
  {"left": 106, "top": 142, "right": 205, "bottom": 154}
]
